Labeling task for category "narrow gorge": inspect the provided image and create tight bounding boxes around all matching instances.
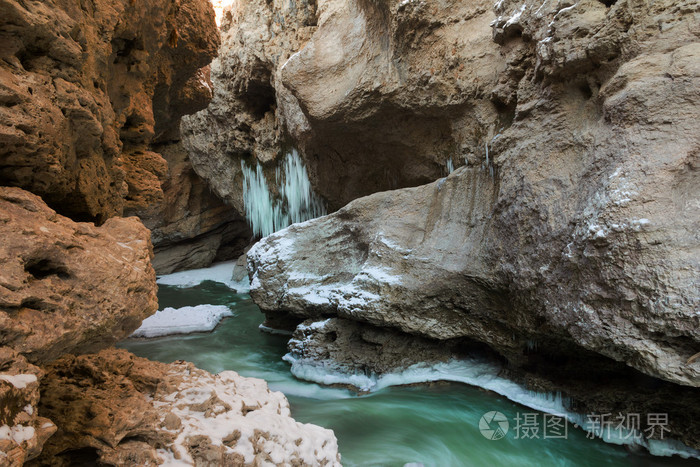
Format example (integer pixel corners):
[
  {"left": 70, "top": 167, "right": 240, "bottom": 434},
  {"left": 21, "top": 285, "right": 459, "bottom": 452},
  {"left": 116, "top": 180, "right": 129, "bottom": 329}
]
[{"left": 0, "top": 0, "right": 698, "bottom": 465}]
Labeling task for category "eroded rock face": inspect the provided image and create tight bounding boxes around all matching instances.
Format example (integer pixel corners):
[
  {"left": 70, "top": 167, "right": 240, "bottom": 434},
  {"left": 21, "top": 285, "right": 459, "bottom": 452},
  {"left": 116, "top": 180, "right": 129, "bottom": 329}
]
[
  {"left": 35, "top": 349, "right": 341, "bottom": 466},
  {"left": 278, "top": 0, "right": 505, "bottom": 209},
  {"left": 182, "top": 0, "right": 319, "bottom": 214},
  {"left": 248, "top": 0, "right": 700, "bottom": 388},
  {"left": 287, "top": 318, "right": 469, "bottom": 377},
  {"left": 132, "top": 141, "right": 251, "bottom": 275},
  {"left": 247, "top": 0, "right": 700, "bottom": 449},
  {"left": 0, "top": 187, "right": 157, "bottom": 365},
  {"left": 0, "top": 0, "right": 219, "bottom": 223},
  {"left": 0, "top": 348, "right": 55, "bottom": 465},
  {"left": 182, "top": 0, "right": 506, "bottom": 211}
]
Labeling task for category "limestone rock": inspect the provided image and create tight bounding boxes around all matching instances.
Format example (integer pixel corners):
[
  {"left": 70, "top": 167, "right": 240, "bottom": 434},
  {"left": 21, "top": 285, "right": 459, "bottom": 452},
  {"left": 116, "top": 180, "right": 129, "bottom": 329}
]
[
  {"left": 35, "top": 349, "right": 341, "bottom": 466},
  {"left": 247, "top": 0, "right": 700, "bottom": 389},
  {"left": 182, "top": 0, "right": 505, "bottom": 211},
  {"left": 0, "top": 348, "right": 55, "bottom": 466},
  {"left": 278, "top": 0, "right": 504, "bottom": 209},
  {"left": 0, "top": 0, "right": 220, "bottom": 223},
  {"left": 248, "top": 168, "right": 507, "bottom": 349},
  {"left": 286, "top": 318, "right": 468, "bottom": 377},
  {"left": 247, "top": 7, "right": 700, "bottom": 453},
  {"left": 182, "top": 0, "right": 319, "bottom": 215},
  {"left": 0, "top": 187, "right": 157, "bottom": 364}
]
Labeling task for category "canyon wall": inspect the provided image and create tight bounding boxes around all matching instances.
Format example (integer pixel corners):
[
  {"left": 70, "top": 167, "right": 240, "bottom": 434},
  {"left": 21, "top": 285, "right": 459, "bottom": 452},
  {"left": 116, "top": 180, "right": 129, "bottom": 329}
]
[
  {"left": 0, "top": 0, "right": 247, "bottom": 273},
  {"left": 242, "top": 0, "right": 700, "bottom": 451},
  {"left": 181, "top": 0, "right": 319, "bottom": 214},
  {"left": 182, "top": 0, "right": 505, "bottom": 211},
  {"left": 0, "top": 0, "right": 217, "bottom": 222},
  {"left": 0, "top": 0, "right": 330, "bottom": 463}
]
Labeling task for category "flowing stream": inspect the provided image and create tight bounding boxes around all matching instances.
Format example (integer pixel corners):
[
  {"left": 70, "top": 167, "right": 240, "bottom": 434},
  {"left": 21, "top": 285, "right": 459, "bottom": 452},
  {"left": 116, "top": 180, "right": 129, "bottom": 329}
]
[{"left": 120, "top": 280, "right": 697, "bottom": 467}]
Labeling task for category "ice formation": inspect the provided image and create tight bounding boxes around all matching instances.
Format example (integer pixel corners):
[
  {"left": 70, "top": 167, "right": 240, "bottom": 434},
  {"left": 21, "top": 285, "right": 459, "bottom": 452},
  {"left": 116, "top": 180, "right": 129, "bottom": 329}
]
[
  {"left": 241, "top": 149, "right": 326, "bottom": 237},
  {"left": 131, "top": 305, "right": 234, "bottom": 338}
]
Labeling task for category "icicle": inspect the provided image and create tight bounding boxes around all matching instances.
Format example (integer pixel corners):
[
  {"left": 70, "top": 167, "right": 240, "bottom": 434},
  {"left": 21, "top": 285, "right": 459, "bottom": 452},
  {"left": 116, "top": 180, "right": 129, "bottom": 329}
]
[
  {"left": 241, "top": 149, "right": 326, "bottom": 237},
  {"left": 446, "top": 157, "right": 455, "bottom": 174}
]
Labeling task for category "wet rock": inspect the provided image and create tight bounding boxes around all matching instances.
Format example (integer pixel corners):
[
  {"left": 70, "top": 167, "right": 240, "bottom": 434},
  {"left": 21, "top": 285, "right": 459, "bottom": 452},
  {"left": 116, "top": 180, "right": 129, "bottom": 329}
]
[{"left": 286, "top": 317, "right": 472, "bottom": 376}]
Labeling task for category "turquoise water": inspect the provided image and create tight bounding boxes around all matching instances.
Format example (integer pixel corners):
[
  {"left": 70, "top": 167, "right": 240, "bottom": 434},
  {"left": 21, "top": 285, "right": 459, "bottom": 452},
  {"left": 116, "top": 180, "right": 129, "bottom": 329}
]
[{"left": 119, "top": 282, "right": 697, "bottom": 466}]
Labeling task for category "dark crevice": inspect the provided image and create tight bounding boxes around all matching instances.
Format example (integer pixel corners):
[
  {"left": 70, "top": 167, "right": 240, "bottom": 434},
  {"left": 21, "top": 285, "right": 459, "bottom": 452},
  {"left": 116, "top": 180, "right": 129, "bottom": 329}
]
[
  {"left": 579, "top": 81, "right": 593, "bottom": 100},
  {"left": 53, "top": 447, "right": 100, "bottom": 466},
  {"left": 240, "top": 79, "right": 276, "bottom": 120},
  {"left": 20, "top": 298, "right": 47, "bottom": 311},
  {"left": 112, "top": 37, "right": 141, "bottom": 59},
  {"left": 24, "top": 258, "right": 71, "bottom": 280},
  {"left": 119, "top": 435, "right": 151, "bottom": 445}
]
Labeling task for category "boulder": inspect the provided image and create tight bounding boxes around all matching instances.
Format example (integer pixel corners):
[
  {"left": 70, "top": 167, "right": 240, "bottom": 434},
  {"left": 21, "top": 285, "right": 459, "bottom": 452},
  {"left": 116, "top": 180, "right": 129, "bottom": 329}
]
[
  {"left": 0, "top": 187, "right": 157, "bottom": 365},
  {"left": 247, "top": 1, "right": 700, "bottom": 451},
  {"left": 34, "top": 349, "right": 341, "bottom": 466},
  {"left": 247, "top": 0, "right": 700, "bottom": 391}
]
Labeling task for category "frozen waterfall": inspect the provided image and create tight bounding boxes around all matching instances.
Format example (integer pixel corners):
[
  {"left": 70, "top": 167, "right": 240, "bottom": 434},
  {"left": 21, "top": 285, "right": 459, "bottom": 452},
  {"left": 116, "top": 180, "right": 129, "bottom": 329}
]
[{"left": 241, "top": 149, "right": 326, "bottom": 237}]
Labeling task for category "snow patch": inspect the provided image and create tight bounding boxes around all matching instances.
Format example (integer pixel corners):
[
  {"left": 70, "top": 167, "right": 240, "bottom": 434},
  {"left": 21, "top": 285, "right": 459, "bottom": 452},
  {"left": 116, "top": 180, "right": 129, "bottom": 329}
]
[
  {"left": 152, "top": 366, "right": 340, "bottom": 465},
  {"left": 505, "top": 4, "right": 526, "bottom": 27},
  {"left": 156, "top": 261, "right": 250, "bottom": 292},
  {"left": 355, "top": 266, "right": 402, "bottom": 285},
  {"left": 0, "top": 374, "right": 37, "bottom": 389},
  {"left": 0, "top": 424, "right": 35, "bottom": 444},
  {"left": 131, "top": 305, "right": 234, "bottom": 338},
  {"left": 284, "top": 282, "right": 382, "bottom": 313}
]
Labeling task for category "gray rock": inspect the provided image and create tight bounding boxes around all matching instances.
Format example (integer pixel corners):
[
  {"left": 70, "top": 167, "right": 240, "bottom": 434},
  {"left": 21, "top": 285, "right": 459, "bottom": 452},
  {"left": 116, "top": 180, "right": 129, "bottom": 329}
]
[{"left": 248, "top": 0, "right": 700, "bottom": 391}]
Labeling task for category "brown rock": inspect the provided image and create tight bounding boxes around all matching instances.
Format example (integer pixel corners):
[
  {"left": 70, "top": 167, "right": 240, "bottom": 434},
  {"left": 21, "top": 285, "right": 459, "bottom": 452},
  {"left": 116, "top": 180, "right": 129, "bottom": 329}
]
[
  {"left": 0, "top": 347, "right": 56, "bottom": 465},
  {"left": 34, "top": 350, "right": 172, "bottom": 466},
  {"left": 0, "top": 187, "right": 157, "bottom": 364},
  {"left": 0, "top": 0, "right": 220, "bottom": 223},
  {"left": 34, "top": 349, "right": 341, "bottom": 466},
  {"left": 129, "top": 141, "right": 251, "bottom": 275}
]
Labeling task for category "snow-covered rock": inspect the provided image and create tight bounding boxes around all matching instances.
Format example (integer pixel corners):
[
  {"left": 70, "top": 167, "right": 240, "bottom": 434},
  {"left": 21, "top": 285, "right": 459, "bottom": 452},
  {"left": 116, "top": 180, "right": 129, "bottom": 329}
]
[{"left": 36, "top": 349, "right": 341, "bottom": 465}]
